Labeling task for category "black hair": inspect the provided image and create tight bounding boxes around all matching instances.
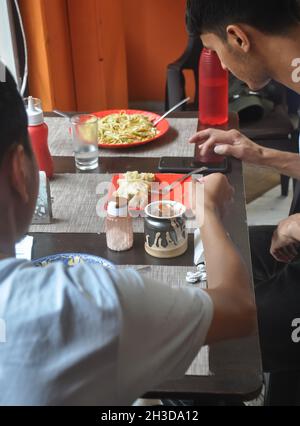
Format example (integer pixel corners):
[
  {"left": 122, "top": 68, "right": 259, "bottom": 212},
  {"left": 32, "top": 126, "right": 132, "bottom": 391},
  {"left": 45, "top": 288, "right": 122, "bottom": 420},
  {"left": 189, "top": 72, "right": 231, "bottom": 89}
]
[
  {"left": 0, "top": 63, "right": 31, "bottom": 165},
  {"left": 186, "top": 0, "right": 300, "bottom": 38}
]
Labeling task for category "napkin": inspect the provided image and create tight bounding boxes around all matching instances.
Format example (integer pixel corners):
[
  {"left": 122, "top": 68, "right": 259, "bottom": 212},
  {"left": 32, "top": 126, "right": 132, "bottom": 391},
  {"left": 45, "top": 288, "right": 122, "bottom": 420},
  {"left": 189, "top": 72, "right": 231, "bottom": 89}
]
[
  {"left": 15, "top": 236, "right": 34, "bottom": 261},
  {"left": 194, "top": 228, "right": 205, "bottom": 265},
  {"left": 185, "top": 229, "right": 207, "bottom": 284}
]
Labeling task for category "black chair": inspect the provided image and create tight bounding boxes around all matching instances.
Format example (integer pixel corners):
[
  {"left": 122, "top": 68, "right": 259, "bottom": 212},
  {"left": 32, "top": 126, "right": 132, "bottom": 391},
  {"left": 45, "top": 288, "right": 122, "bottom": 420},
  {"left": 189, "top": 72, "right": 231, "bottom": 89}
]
[
  {"left": 166, "top": 34, "right": 202, "bottom": 112},
  {"left": 166, "top": 36, "right": 299, "bottom": 196}
]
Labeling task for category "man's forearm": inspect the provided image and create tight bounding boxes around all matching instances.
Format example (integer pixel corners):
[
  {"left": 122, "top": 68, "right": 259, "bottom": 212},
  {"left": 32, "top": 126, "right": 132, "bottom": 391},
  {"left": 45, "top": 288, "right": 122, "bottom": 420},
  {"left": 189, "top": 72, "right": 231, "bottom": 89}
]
[
  {"left": 201, "top": 208, "right": 250, "bottom": 293},
  {"left": 201, "top": 207, "right": 256, "bottom": 343},
  {"left": 258, "top": 147, "right": 300, "bottom": 179}
]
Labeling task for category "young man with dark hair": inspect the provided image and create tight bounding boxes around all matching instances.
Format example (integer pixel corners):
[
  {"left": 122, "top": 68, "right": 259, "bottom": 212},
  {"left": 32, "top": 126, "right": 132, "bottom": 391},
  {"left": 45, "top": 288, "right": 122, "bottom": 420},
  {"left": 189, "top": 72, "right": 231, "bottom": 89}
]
[
  {"left": 0, "top": 65, "right": 255, "bottom": 405},
  {"left": 188, "top": 0, "right": 300, "bottom": 372}
]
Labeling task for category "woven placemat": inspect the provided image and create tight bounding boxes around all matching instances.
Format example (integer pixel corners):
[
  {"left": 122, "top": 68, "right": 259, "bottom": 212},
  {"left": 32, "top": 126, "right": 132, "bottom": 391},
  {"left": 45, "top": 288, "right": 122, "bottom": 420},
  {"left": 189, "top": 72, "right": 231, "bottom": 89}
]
[
  {"left": 46, "top": 117, "right": 197, "bottom": 158},
  {"left": 118, "top": 265, "right": 211, "bottom": 377},
  {"left": 30, "top": 174, "right": 106, "bottom": 234},
  {"left": 30, "top": 173, "right": 198, "bottom": 234}
]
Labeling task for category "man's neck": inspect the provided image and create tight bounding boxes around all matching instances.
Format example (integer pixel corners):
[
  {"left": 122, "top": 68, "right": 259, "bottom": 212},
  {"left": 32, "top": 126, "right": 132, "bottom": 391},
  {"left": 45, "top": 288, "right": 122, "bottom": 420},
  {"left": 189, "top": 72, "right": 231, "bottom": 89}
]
[
  {"left": 0, "top": 241, "right": 15, "bottom": 260},
  {"left": 0, "top": 247, "right": 16, "bottom": 261},
  {"left": 0, "top": 203, "right": 17, "bottom": 260},
  {"left": 263, "top": 27, "right": 300, "bottom": 94},
  {"left": 0, "top": 233, "right": 16, "bottom": 259}
]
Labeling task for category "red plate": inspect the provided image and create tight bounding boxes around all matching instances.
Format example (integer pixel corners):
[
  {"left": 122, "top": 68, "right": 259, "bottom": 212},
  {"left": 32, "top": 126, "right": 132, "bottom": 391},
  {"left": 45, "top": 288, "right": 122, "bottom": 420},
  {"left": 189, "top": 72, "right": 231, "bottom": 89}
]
[
  {"left": 92, "top": 109, "right": 170, "bottom": 149},
  {"left": 105, "top": 173, "right": 193, "bottom": 211}
]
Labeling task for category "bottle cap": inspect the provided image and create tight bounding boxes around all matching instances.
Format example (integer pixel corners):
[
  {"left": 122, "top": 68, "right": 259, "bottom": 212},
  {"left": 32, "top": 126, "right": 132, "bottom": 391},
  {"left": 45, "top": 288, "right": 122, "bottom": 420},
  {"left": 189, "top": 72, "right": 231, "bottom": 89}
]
[
  {"left": 107, "top": 197, "right": 129, "bottom": 218},
  {"left": 25, "top": 96, "right": 44, "bottom": 126}
]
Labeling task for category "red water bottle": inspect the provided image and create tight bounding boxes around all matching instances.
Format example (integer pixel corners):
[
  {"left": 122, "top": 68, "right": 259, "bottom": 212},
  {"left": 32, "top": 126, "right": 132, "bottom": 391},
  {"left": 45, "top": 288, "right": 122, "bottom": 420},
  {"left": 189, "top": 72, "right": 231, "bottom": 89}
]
[
  {"left": 25, "top": 97, "right": 54, "bottom": 179},
  {"left": 199, "top": 48, "right": 229, "bottom": 126}
]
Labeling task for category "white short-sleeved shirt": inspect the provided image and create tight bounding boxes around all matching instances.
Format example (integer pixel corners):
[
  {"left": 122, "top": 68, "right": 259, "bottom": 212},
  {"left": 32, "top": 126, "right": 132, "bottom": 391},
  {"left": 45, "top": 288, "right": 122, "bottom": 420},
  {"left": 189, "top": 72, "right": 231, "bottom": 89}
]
[{"left": 0, "top": 258, "right": 213, "bottom": 406}]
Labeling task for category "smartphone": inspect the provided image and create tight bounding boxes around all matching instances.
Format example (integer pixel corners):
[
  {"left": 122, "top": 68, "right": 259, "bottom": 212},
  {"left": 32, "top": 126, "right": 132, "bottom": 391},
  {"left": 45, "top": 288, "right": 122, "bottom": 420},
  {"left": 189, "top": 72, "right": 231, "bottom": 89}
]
[{"left": 158, "top": 156, "right": 230, "bottom": 174}]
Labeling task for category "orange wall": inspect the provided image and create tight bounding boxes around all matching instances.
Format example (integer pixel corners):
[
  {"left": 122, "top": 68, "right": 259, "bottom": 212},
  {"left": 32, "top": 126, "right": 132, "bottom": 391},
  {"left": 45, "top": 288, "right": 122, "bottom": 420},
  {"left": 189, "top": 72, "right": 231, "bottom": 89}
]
[
  {"left": 122, "top": 0, "right": 189, "bottom": 102},
  {"left": 19, "top": 0, "right": 76, "bottom": 111},
  {"left": 20, "top": 0, "right": 190, "bottom": 110},
  {"left": 19, "top": 0, "right": 128, "bottom": 111},
  {"left": 67, "top": 0, "right": 128, "bottom": 111}
]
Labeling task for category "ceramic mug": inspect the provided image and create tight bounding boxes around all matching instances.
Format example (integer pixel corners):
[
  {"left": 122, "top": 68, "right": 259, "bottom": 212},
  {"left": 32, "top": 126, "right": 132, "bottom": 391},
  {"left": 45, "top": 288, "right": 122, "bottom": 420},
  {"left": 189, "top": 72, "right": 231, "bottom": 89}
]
[{"left": 144, "top": 201, "right": 188, "bottom": 259}]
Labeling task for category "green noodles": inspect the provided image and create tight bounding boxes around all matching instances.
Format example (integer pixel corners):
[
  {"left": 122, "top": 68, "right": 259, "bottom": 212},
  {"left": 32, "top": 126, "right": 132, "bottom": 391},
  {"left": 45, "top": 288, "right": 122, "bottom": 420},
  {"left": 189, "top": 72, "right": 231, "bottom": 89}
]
[{"left": 98, "top": 112, "right": 158, "bottom": 145}]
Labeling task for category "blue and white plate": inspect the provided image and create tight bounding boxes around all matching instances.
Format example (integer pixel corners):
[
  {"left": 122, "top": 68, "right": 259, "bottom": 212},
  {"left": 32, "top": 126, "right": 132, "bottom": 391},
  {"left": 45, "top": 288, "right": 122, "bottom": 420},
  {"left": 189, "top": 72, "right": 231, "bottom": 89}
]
[{"left": 32, "top": 253, "right": 115, "bottom": 269}]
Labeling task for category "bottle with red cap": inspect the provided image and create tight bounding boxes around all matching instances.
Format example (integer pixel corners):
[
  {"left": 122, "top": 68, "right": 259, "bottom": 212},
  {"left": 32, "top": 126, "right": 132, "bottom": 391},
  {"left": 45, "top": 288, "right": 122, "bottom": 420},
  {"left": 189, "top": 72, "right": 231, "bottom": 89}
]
[
  {"left": 25, "top": 97, "right": 54, "bottom": 179},
  {"left": 199, "top": 48, "right": 229, "bottom": 126}
]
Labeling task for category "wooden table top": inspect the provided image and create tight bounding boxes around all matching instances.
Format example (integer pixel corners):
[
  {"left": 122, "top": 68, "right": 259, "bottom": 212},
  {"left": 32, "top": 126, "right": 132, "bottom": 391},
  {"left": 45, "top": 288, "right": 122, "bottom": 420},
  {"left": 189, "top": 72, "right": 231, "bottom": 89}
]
[{"left": 32, "top": 113, "right": 263, "bottom": 402}]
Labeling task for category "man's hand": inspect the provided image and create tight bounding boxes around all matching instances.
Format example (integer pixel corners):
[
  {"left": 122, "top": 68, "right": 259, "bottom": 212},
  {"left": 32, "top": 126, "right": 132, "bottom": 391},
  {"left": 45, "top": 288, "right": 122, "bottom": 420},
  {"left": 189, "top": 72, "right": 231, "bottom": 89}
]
[
  {"left": 201, "top": 173, "right": 234, "bottom": 217},
  {"left": 189, "top": 129, "right": 264, "bottom": 164},
  {"left": 271, "top": 215, "right": 300, "bottom": 263}
]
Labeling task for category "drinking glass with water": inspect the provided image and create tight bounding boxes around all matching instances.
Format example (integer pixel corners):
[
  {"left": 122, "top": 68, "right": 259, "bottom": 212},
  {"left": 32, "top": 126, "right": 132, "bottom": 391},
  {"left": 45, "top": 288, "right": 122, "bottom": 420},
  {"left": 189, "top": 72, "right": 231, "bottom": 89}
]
[{"left": 70, "top": 114, "right": 99, "bottom": 171}]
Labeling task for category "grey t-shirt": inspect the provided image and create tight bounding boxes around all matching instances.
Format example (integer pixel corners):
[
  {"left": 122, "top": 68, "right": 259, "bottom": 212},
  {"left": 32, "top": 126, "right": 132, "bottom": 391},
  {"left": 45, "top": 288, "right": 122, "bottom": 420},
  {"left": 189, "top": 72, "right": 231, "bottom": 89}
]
[{"left": 0, "top": 258, "right": 213, "bottom": 406}]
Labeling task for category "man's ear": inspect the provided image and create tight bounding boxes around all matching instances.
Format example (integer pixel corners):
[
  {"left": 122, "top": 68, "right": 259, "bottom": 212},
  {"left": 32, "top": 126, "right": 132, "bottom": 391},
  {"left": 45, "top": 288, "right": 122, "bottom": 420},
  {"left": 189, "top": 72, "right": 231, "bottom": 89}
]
[
  {"left": 226, "top": 25, "right": 251, "bottom": 53},
  {"left": 9, "top": 145, "right": 30, "bottom": 204}
]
